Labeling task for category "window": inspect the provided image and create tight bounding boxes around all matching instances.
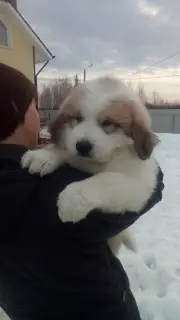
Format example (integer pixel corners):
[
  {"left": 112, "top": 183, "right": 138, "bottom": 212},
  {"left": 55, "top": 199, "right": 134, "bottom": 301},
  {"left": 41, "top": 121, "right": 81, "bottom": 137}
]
[{"left": 0, "top": 20, "right": 8, "bottom": 46}]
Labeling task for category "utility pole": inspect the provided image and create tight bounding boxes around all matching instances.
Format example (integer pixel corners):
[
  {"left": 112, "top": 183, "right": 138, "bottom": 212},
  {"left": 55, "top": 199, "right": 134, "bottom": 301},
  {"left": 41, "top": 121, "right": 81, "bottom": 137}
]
[
  {"left": 83, "top": 64, "right": 93, "bottom": 82},
  {"left": 74, "top": 74, "right": 79, "bottom": 86},
  {"left": 83, "top": 69, "right": 86, "bottom": 82}
]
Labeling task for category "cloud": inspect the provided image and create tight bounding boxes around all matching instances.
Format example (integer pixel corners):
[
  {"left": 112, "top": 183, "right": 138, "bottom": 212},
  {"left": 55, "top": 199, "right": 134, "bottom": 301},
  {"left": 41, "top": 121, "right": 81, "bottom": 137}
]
[{"left": 18, "top": 0, "right": 180, "bottom": 101}]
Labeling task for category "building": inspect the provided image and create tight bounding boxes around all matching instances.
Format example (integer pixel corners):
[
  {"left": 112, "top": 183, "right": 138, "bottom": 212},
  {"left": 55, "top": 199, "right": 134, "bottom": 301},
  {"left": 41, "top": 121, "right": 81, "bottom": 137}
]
[{"left": 0, "top": 0, "right": 54, "bottom": 84}]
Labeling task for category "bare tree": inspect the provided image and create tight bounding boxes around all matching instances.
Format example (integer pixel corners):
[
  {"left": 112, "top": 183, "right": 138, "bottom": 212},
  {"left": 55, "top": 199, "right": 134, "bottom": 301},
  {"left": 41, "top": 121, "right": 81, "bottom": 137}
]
[
  {"left": 137, "top": 83, "right": 147, "bottom": 103},
  {"left": 152, "top": 90, "right": 164, "bottom": 105},
  {"left": 51, "top": 78, "right": 73, "bottom": 110},
  {"left": 126, "top": 81, "right": 133, "bottom": 89},
  {"left": 39, "top": 78, "right": 73, "bottom": 110},
  {"left": 39, "top": 87, "right": 52, "bottom": 110}
]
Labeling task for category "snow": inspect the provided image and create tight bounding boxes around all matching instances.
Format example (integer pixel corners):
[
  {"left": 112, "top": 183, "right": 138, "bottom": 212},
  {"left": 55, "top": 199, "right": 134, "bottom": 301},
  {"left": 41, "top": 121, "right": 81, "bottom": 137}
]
[
  {"left": 1, "top": 133, "right": 180, "bottom": 320},
  {"left": 119, "top": 133, "right": 180, "bottom": 320}
]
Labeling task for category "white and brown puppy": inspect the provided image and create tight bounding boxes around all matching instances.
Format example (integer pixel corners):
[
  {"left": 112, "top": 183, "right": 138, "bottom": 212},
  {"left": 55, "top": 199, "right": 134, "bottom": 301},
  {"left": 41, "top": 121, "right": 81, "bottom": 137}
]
[{"left": 22, "top": 77, "right": 159, "bottom": 255}]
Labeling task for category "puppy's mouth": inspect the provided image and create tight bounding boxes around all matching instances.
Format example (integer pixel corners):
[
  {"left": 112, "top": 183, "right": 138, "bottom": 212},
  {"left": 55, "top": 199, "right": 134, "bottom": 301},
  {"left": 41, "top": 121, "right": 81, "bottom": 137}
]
[
  {"left": 75, "top": 152, "right": 113, "bottom": 166},
  {"left": 76, "top": 154, "right": 106, "bottom": 164},
  {"left": 72, "top": 140, "right": 114, "bottom": 165}
]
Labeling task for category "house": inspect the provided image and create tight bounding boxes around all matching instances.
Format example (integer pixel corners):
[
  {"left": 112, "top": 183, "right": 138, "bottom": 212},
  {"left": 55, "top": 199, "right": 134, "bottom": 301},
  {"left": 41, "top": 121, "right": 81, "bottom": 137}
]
[{"left": 0, "top": 0, "right": 54, "bottom": 85}]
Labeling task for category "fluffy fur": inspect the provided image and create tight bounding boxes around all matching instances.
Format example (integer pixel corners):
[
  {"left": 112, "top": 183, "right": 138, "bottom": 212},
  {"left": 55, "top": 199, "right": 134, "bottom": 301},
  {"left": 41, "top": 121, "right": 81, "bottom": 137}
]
[{"left": 22, "top": 77, "right": 159, "bottom": 256}]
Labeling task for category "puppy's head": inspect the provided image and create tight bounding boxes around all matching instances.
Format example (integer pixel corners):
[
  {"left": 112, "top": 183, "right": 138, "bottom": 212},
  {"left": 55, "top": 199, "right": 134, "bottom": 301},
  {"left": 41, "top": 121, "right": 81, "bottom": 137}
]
[{"left": 49, "top": 77, "right": 158, "bottom": 163}]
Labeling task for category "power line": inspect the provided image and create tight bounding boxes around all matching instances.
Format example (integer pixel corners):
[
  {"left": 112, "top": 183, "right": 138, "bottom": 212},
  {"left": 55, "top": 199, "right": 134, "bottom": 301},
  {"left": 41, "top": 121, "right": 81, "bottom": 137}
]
[
  {"left": 37, "top": 65, "right": 94, "bottom": 82},
  {"left": 122, "top": 49, "right": 180, "bottom": 80},
  {"left": 38, "top": 76, "right": 76, "bottom": 81},
  {"left": 123, "top": 74, "right": 180, "bottom": 81},
  {"left": 38, "top": 72, "right": 85, "bottom": 81},
  {"left": 38, "top": 74, "right": 180, "bottom": 82}
]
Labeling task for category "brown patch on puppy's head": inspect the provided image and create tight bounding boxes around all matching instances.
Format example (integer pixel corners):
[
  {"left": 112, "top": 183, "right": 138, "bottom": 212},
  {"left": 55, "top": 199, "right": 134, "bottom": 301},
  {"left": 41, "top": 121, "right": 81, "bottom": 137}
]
[
  {"left": 131, "top": 122, "right": 159, "bottom": 160},
  {"left": 49, "top": 112, "right": 67, "bottom": 144},
  {"left": 129, "top": 103, "right": 159, "bottom": 160},
  {"left": 99, "top": 100, "right": 158, "bottom": 160},
  {"left": 49, "top": 85, "right": 85, "bottom": 144},
  {"left": 99, "top": 101, "right": 132, "bottom": 130}
]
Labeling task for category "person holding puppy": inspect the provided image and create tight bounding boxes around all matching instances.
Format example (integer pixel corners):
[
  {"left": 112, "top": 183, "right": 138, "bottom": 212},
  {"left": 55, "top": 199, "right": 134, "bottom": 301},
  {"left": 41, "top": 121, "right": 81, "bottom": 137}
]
[{"left": 0, "top": 63, "right": 164, "bottom": 320}]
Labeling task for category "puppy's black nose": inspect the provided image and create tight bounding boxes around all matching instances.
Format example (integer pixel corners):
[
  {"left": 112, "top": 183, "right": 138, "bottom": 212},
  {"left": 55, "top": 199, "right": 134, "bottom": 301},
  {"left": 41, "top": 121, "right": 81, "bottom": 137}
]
[{"left": 76, "top": 140, "right": 93, "bottom": 157}]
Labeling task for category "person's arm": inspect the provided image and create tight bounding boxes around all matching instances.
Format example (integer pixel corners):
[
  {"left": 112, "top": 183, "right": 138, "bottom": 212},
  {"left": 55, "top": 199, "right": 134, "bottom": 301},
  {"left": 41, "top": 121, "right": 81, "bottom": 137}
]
[
  {"left": 65, "top": 166, "right": 164, "bottom": 243},
  {"left": 0, "top": 172, "right": 40, "bottom": 241}
]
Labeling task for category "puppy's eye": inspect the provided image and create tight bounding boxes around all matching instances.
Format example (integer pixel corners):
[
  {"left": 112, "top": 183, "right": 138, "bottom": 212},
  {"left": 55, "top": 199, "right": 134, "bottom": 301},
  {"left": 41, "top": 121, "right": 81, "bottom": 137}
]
[
  {"left": 101, "top": 120, "right": 120, "bottom": 134},
  {"left": 75, "top": 115, "right": 83, "bottom": 123},
  {"left": 102, "top": 120, "right": 115, "bottom": 127},
  {"left": 70, "top": 115, "right": 83, "bottom": 127}
]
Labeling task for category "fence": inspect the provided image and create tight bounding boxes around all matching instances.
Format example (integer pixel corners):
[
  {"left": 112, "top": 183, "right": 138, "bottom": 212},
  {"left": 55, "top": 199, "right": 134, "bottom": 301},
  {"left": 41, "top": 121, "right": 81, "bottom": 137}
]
[
  {"left": 39, "top": 108, "right": 180, "bottom": 134},
  {"left": 39, "top": 109, "right": 58, "bottom": 126},
  {"left": 37, "top": 78, "right": 180, "bottom": 134},
  {"left": 149, "top": 108, "right": 180, "bottom": 133}
]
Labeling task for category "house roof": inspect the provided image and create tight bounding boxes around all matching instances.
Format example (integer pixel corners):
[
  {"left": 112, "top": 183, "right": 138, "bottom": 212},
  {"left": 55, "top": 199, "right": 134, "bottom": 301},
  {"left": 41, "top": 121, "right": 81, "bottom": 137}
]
[{"left": 0, "top": 0, "right": 55, "bottom": 64}]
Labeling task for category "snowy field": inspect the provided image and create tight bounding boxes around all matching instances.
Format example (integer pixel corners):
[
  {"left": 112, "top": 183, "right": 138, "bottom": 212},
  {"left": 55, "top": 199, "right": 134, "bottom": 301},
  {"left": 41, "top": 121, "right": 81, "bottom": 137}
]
[
  {"left": 120, "top": 133, "right": 180, "bottom": 320},
  {"left": 1, "top": 133, "right": 180, "bottom": 320}
]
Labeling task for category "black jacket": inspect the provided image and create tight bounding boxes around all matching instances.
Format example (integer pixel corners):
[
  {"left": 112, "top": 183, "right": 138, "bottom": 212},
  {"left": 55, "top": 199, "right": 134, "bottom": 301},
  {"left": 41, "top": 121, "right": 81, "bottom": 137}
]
[{"left": 0, "top": 144, "right": 164, "bottom": 320}]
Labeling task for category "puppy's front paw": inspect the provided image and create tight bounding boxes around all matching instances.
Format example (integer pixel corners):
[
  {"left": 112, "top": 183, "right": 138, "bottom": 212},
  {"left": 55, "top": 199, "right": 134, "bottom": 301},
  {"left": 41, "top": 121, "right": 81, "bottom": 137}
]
[
  {"left": 57, "top": 182, "right": 92, "bottom": 223},
  {"left": 21, "top": 149, "right": 62, "bottom": 176}
]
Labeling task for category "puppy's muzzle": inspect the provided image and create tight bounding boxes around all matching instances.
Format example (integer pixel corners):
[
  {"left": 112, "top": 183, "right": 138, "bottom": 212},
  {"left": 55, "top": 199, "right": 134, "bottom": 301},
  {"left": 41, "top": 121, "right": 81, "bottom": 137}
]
[{"left": 76, "top": 140, "right": 93, "bottom": 157}]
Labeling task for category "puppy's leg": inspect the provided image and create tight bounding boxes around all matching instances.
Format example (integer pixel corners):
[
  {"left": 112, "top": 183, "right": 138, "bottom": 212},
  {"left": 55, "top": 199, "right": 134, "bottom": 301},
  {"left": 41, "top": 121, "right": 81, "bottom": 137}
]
[
  {"left": 58, "top": 171, "right": 156, "bottom": 223},
  {"left": 108, "top": 230, "right": 137, "bottom": 255},
  {"left": 21, "top": 144, "right": 68, "bottom": 176}
]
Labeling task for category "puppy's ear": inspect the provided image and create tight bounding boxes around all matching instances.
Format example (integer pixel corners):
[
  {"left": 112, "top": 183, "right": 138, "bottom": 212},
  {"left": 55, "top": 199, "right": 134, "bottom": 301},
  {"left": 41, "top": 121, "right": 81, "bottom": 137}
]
[
  {"left": 132, "top": 123, "right": 159, "bottom": 160},
  {"left": 49, "top": 113, "right": 67, "bottom": 144}
]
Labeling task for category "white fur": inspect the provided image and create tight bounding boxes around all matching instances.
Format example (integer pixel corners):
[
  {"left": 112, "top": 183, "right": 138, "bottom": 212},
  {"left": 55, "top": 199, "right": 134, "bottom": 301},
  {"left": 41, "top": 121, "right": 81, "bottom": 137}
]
[
  {"left": 21, "top": 145, "right": 67, "bottom": 176},
  {"left": 22, "top": 77, "right": 158, "bottom": 256},
  {"left": 60, "top": 78, "right": 151, "bottom": 163}
]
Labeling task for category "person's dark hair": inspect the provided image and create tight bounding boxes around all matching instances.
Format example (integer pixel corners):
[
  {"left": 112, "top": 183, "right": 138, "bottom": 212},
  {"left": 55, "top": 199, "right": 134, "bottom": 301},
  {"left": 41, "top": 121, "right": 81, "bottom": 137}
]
[{"left": 0, "top": 63, "right": 38, "bottom": 141}]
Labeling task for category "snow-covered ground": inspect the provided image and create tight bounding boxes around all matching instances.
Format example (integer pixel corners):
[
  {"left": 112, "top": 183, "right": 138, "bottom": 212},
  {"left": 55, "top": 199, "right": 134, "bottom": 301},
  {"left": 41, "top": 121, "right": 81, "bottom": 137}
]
[
  {"left": 120, "top": 133, "right": 180, "bottom": 320},
  {"left": 1, "top": 133, "right": 180, "bottom": 320}
]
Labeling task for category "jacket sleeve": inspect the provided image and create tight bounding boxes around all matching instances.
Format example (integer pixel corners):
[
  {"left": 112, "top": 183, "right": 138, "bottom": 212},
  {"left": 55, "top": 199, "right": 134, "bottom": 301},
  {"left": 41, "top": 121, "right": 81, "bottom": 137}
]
[
  {"left": 0, "top": 172, "right": 40, "bottom": 241},
  {"left": 67, "top": 166, "right": 164, "bottom": 243}
]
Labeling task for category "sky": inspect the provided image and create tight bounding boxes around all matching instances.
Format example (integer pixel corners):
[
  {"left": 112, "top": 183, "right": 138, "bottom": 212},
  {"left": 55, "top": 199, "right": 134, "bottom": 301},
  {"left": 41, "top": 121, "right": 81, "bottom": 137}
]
[{"left": 18, "top": 0, "right": 180, "bottom": 102}]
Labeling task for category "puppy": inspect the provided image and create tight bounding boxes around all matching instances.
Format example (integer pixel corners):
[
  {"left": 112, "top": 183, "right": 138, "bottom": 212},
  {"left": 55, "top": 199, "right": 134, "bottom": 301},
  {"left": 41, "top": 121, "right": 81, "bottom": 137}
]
[{"left": 22, "top": 77, "right": 159, "bottom": 255}]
